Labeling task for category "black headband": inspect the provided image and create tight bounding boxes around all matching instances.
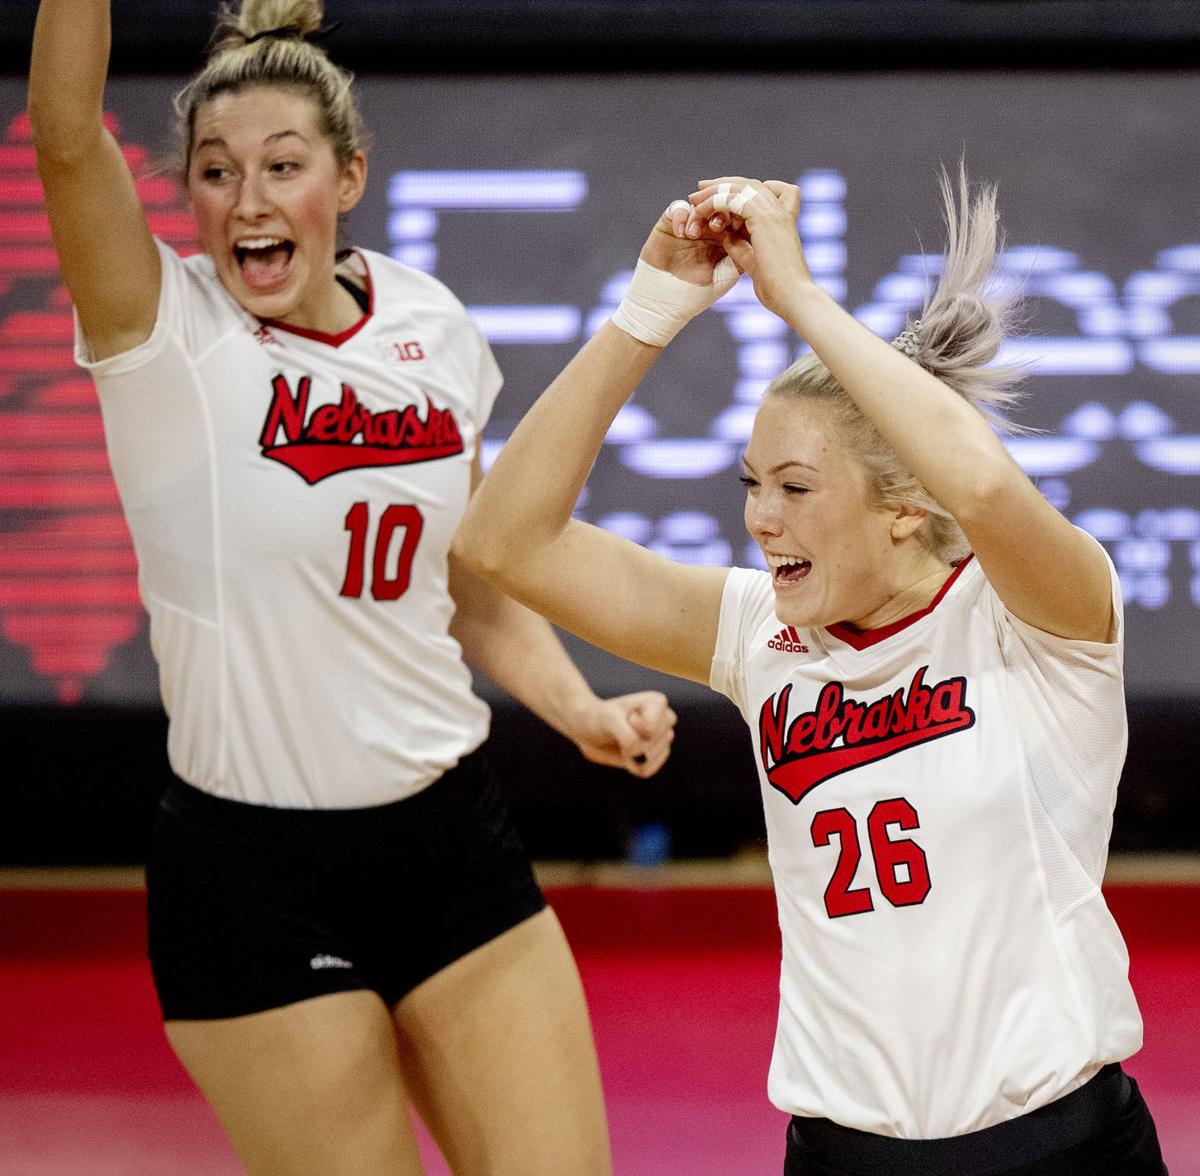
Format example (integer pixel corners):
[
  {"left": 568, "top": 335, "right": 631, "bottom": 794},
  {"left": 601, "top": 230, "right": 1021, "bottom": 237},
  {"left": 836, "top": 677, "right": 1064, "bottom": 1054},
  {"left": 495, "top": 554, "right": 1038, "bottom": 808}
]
[
  {"left": 243, "top": 22, "right": 341, "bottom": 46},
  {"left": 244, "top": 24, "right": 301, "bottom": 44}
]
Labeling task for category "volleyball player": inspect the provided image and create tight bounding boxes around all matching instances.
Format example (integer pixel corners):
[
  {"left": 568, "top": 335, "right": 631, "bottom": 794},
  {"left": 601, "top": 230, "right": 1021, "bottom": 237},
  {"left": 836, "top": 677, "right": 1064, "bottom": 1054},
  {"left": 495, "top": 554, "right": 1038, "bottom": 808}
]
[
  {"left": 28, "top": 1, "right": 678, "bottom": 1172},
  {"left": 454, "top": 172, "right": 1169, "bottom": 1173}
]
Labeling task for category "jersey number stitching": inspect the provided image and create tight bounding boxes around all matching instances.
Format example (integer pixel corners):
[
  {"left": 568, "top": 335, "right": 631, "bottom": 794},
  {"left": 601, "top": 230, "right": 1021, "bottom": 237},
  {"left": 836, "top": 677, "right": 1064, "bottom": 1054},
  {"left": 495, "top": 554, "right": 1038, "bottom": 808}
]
[
  {"left": 340, "top": 501, "right": 425, "bottom": 601},
  {"left": 810, "top": 798, "right": 931, "bottom": 919}
]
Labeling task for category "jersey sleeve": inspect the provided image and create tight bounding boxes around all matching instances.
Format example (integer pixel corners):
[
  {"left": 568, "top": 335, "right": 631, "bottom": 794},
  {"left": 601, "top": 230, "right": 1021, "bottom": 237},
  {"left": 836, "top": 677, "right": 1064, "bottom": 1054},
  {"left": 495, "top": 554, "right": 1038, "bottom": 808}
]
[
  {"left": 400, "top": 258, "right": 502, "bottom": 436},
  {"left": 984, "top": 532, "right": 1127, "bottom": 885},
  {"left": 470, "top": 319, "right": 503, "bottom": 434},
  {"left": 73, "top": 239, "right": 238, "bottom": 383},
  {"left": 710, "top": 567, "right": 775, "bottom": 718}
]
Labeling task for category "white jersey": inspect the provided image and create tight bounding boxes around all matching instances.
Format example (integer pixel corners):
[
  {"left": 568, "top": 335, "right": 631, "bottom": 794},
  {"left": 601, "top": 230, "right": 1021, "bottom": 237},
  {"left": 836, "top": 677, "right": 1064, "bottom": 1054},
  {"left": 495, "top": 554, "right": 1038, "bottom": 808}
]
[
  {"left": 76, "top": 241, "right": 499, "bottom": 808},
  {"left": 710, "top": 550, "right": 1143, "bottom": 1139}
]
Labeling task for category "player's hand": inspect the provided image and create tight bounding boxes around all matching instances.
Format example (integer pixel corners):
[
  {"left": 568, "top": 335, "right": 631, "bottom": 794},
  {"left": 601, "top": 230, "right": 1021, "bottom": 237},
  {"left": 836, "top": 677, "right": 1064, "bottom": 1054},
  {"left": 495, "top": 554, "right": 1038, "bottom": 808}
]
[
  {"left": 569, "top": 691, "right": 676, "bottom": 778},
  {"left": 638, "top": 196, "right": 742, "bottom": 288},
  {"left": 688, "top": 178, "right": 810, "bottom": 317}
]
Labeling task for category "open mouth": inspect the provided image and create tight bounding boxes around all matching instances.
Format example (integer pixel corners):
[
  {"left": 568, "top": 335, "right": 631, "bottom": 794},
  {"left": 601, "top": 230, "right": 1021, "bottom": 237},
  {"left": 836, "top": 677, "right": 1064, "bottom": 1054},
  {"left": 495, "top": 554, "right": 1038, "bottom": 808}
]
[
  {"left": 767, "top": 554, "right": 812, "bottom": 585},
  {"left": 234, "top": 237, "right": 295, "bottom": 291}
]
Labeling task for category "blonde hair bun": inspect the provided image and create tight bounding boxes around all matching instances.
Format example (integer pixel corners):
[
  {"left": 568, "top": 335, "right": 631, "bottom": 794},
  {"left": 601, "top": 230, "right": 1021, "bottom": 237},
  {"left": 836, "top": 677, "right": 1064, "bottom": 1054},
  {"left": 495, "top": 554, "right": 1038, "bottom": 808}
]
[{"left": 213, "top": 0, "right": 325, "bottom": 53}]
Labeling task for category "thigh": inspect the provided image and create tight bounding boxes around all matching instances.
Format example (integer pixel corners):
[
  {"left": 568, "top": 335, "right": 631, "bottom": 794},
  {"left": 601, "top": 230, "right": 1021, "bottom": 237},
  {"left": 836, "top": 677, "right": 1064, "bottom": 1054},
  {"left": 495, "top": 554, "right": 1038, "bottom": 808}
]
[
  {"left": 391, "top": 907, "right": 611, "bottom": 1176},
  {"left": 166, "top": 989, "right": 425, "bottom": 1176}
]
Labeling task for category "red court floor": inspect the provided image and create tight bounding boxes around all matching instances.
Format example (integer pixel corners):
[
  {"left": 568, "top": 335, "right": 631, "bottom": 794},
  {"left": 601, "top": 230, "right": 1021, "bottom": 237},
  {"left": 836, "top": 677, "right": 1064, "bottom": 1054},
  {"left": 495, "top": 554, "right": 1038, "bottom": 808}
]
[{"left": 0, "top": 879, "right": 1197, "bottom": 1174}]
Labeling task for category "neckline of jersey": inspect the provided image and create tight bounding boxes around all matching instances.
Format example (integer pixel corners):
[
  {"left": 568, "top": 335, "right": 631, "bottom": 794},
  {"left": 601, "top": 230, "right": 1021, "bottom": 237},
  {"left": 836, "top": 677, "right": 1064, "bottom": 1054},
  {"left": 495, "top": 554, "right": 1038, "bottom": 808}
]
[
  {"left": 824, "top": 554, "right": 975, "bottom": 651},
  {"left": 256, "top": 248, "right": 374, "bottom": 348}
]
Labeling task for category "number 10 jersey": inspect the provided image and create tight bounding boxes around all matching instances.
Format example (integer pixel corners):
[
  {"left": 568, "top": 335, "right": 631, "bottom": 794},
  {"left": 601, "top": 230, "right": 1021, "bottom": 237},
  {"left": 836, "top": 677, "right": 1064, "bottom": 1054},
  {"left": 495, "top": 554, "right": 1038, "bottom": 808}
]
[{"left": 76, "top": 242, "right": 498, "bottom": 809}]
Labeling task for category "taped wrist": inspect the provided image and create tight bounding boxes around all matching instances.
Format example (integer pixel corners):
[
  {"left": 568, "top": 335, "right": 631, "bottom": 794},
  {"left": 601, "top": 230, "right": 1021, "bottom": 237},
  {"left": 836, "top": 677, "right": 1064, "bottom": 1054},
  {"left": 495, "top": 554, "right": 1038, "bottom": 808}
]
[{"left": 611, "top": 257, "right": 739, "bottom": 347}]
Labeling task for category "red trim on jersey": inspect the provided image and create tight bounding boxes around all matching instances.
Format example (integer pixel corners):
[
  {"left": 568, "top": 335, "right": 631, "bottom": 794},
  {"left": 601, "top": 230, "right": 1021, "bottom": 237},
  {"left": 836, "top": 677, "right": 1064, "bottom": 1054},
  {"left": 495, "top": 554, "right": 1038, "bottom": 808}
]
[
  {"left": 257, "top": 250, "right": 375, "bottom": 348},
  {"left": 825, "top": 555, "right": 974, "bottom": 650}
]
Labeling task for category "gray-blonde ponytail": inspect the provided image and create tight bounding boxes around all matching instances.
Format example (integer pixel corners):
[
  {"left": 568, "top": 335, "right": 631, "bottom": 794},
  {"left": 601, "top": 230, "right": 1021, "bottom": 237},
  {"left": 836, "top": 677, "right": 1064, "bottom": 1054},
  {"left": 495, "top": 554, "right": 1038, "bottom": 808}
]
[
  {"left": 893, "top": 165, "right": 1023, "bottom": 423},
  {"left": 766, "top": 165, "right": 1024, "bottom": 563}
]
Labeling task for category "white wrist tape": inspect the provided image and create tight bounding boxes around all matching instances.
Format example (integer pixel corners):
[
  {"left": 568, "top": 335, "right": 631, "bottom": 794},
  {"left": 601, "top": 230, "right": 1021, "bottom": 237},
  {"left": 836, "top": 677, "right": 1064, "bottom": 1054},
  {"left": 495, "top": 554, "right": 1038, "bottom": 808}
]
[{"left": 610, "top": 257, "right": 740, "bottom": 347}]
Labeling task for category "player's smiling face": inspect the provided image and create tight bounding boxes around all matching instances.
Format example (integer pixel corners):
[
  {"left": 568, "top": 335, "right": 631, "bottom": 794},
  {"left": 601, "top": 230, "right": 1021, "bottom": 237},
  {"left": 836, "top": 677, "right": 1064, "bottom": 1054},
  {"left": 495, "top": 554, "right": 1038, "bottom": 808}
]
[
  {"left": 742, "top": 395, "right": 920, "bottom": 631},
  {"left": 187, "top": 86, "right": 366, "bottom": 331}
]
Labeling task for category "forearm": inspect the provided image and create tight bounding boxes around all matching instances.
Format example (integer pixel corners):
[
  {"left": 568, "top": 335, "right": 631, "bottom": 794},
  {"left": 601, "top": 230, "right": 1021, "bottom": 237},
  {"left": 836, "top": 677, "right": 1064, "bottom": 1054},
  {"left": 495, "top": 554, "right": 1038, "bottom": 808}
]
[
  {"left": 450, "top": 564, "right": 598, "bottom": 740},
  {"left": 455, "top": 322, "right": 659, "bottom": 582},
  {"left": 29, "top": 0, "right": 111, "bottom": 157},
  {"left": 777, "top": 281, "right": 1019, "bottom": 518}
]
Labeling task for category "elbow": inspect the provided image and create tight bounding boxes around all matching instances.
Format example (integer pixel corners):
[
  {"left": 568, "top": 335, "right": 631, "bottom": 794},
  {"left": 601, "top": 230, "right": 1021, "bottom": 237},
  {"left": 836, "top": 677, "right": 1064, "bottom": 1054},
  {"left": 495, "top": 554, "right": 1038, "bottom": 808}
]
[
  {"left": 452, "top": 511, "right": 555, "bottom": 600},
  {"left": 451, "top": 519, "right": 511, "bottom": 588},
  {"left": 948, "top": 462, "right": 1019, "bottom": 528},
  {"left": 28, "top": 72, "right": 110, "bottom": 168},
  {"left": 26, "top": 103, "right": 56, "bottom": 160},
  {"left": 454, "top": 488, "right": 564, "bottom": 594},
  {"left": 28, "top": 109, "right": 99, "bottom": 169},
  {"left": 27, "top": 95, "right": 61, "bottom": 150}
]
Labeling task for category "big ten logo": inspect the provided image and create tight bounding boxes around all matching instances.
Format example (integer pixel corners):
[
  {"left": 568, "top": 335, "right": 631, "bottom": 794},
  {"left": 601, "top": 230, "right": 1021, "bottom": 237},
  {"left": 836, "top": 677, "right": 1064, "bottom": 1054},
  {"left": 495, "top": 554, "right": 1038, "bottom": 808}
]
[
  {"left": 394, "top": 167, "right": 1200, "bottom": 604},
  {"left": 0, "top": 111, "right": 196, "bottom": 701},
  {"left": 383, "top": 340, "right": 425, "bottom": 362}
]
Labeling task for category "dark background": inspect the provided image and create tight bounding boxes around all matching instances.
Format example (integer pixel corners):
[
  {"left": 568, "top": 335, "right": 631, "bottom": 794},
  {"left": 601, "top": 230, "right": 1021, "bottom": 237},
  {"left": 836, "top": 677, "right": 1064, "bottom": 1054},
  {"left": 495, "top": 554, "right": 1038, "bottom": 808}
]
[
  {"left": 1, "top": 1, "right": 1198, "bottom": 865},
  {"left": 6, "top": 1, "right": 1200, "bottom": 72}
]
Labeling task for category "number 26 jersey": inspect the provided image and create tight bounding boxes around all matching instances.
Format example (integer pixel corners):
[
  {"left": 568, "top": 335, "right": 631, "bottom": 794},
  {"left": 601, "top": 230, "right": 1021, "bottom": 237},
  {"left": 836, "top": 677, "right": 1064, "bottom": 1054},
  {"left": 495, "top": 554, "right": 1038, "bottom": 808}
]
[{"left": 710, "top": 549, "right": 1142, "bottom": 1139}]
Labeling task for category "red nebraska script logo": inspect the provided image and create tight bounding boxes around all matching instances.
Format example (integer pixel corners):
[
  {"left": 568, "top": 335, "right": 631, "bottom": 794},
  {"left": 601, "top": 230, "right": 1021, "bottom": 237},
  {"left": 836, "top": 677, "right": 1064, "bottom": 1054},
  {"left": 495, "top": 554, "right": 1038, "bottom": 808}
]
[
  {"left": 758, "top": 666, "right": 975, "bottom": 804},
  {"left": 259, "top": 374, "right": 463, "bottom": 484}
]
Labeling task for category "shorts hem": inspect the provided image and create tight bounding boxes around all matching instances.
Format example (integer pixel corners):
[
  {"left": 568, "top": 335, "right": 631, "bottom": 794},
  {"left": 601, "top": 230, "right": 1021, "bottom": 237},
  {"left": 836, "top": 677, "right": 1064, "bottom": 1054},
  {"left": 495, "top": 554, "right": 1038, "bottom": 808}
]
[
  {"left": 382, "top": 886, "right": 548, "bottom": 1007},
  {"left": 158, "top": 973, "right": 373, "bottom": 1022}
]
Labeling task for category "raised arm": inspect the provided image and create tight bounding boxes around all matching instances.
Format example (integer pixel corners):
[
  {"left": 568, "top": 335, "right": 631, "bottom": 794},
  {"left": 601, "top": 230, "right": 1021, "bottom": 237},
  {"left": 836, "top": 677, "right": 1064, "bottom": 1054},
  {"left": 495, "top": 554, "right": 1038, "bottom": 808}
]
[
  {"left": 452, "top": 206, "right": 734, "bottom": 686},
  {"left": 29, "top": 0, "right": 160, "bottom": 360},
  {"left": 693, "top": 173, "right": 1114, "bottom": 643}
]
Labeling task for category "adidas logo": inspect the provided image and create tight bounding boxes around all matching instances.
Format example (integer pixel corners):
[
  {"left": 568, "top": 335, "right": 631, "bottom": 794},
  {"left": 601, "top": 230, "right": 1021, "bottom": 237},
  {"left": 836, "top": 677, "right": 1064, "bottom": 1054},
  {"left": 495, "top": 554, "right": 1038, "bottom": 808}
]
[
  {"left": 310, "top": 954, "right": 354, "bottom": 970},
  {"left": 767, "top": 626, "right": 809, "bottom": 654}
]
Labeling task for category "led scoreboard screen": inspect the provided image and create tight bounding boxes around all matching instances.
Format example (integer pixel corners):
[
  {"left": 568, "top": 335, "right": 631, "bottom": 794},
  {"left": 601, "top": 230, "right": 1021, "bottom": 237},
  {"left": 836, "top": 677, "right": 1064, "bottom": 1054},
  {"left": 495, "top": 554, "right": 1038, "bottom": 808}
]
[{"left": 1, "top": 72, "right": 1198, "bottom": 703}]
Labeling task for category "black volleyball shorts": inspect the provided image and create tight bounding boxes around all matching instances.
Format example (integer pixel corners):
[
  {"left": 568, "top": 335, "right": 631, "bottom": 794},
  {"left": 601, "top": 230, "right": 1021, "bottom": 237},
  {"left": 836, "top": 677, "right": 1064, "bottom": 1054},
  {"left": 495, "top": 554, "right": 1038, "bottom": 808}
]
[{"left": 146, "top": 748, "right": 547, "bottom": 1020}]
